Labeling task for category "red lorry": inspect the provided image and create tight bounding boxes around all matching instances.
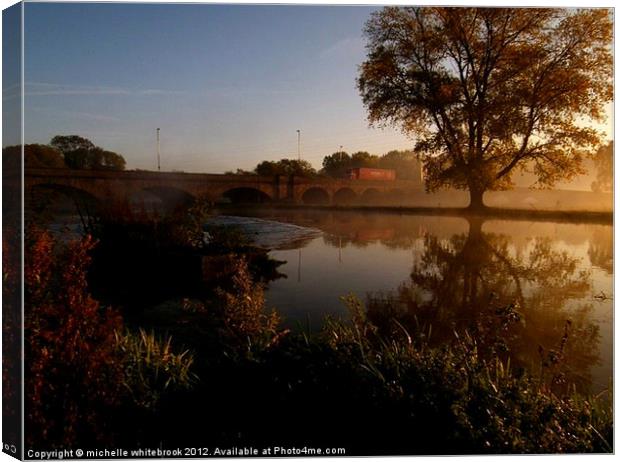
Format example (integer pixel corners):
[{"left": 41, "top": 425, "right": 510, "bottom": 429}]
[{"left": 346, "top": 167, "right": 396, "bottom": 181}]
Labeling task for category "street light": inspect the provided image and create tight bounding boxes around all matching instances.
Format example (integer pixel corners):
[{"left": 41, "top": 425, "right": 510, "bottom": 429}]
[{"left": 296, "top": 129, "right": 301, "bottom": 161}]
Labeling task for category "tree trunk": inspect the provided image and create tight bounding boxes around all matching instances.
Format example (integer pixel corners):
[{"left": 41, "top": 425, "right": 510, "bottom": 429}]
[{"left": 467, "top": 186, "right": 487, "bottom": 211}]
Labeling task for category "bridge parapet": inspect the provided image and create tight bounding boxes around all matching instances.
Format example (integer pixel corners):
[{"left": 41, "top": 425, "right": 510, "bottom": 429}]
[{"left": 25, "top": 168, "right": 277, "bottom": 184}]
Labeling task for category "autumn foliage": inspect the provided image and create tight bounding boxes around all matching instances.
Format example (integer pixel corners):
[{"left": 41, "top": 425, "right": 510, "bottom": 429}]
[
  {"left": 25, "top": 229, "right": 123, "bottom": 447},
  {"left": 358, "top": 7, "right": 613, "bottom": 209}
]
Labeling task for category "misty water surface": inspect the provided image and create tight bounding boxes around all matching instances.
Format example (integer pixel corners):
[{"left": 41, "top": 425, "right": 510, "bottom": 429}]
[
  {"left": 50, "top": 208, "right": 613, "bottom": 395},
  {"left": 222, "top": 209, "right": 612, "bottom": 395}
]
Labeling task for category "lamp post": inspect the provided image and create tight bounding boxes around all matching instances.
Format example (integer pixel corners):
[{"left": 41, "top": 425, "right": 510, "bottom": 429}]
[
  {"left": 156, "top": 128, "right": 161, "bottom": 172},
  {"left": 296, "top": 129, "right": 301, "bottom": 161}
]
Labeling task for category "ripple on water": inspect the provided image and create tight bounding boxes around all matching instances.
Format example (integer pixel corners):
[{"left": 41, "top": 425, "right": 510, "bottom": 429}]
[{"left": 205, "top": 215, "right": 323, "bottom": 250}]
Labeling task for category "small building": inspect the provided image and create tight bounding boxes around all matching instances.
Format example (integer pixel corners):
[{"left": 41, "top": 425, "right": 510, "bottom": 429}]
[{"left": 347, "top": 167, "right": 396, "bottom": 181}]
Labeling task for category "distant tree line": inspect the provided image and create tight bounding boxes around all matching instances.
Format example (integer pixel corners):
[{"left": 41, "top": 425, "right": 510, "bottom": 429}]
[
  {"left": 255, "top": 158, "right": 317, "bottom": 177},
  {"left": 5, "top": 135, "right": 126, "bottom": 171},
  {"left": 226, "top": 159, "right": 316, "bottom": 178},
  {"left": 226, "top": 149, "right": 421, "bottom": 180},
  {"left": 322, "top": 149, "right": 421, "bottom": 180}
]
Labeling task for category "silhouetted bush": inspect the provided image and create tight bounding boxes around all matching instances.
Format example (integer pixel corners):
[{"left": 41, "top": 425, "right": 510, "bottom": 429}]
[
  {"left": 86, "top": 202, "right": 284, "bottom": 310},
  {"left": 213, "top": 258, "right": 286, "bottom": 353}
]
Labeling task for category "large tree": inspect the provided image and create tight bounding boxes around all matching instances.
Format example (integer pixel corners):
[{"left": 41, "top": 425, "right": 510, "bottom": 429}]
[{"left": 358, "top": 7, "right": 612, "bottom": 209}]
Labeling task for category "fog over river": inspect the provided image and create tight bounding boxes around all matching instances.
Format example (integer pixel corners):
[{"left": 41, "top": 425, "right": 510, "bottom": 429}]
[{"left": 210, "top": 209, "right": 613, "bottom": 396}]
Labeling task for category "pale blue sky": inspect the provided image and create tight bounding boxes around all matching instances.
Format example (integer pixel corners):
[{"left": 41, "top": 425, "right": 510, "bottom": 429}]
[{"left": 21, "top": 2, "right": 414, "bottom": 172}]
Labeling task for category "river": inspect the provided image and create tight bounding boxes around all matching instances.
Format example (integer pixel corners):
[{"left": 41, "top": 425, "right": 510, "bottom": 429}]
[
  {"left": 212, "top": 208, "right": 613, "bottom": 395},
  {"left": 49, "top": 207, "right": 613, "bottom": 395}
]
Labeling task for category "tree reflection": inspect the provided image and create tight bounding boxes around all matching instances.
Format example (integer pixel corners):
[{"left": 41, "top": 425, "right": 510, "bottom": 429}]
[
  {"left": 588, "top": 226, "right": 613, "bottom": 275},
  {"left": 367, "top": 218, "right": 600, "bottom": 394}
]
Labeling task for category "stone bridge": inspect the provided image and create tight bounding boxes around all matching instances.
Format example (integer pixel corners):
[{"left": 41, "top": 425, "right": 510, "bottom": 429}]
[{"left": 25, "top": 168, "right": 423, "bottom": 208}]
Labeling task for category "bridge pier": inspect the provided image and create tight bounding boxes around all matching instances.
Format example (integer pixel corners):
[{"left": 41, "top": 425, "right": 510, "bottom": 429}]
[{"left": 273, "top": 175, "right": 291, "bottom": 202}]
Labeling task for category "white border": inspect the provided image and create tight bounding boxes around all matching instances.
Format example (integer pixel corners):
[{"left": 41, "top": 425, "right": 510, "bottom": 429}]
[{"left": 0, "top": 2, "right": 616, "bottom": 462}]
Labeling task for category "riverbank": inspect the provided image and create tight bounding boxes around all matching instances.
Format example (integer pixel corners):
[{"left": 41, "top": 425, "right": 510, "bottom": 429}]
[{"left": 220, "top": 203, "right": 613, "bottom": 225}]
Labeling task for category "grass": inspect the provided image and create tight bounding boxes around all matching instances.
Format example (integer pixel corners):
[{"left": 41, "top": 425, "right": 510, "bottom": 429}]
[
  {"left": 118, "top": 288, "right": 612, "bottom": 454},
  {"left": 114, "top": 328, "right": 196, "bottom": 410}
]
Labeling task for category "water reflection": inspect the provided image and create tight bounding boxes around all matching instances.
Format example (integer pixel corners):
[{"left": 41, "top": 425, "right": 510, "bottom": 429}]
[
  {"left": 588, "top": 226, "right": 613, "bottom": 275},
  {"left": 367, "top": 218, "right": 599, "bottom": 394},
  {"left": 224, "top": 209, "right": 612, "bottom": 394}
]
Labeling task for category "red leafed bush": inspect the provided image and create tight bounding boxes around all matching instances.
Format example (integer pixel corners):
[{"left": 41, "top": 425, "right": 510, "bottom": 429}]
[{"left": 25, "top": 228, "right": 123, "bottom": 447}]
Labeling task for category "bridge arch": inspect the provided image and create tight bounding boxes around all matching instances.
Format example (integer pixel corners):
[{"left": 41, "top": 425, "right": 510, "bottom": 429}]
[
  {"left": 139, "top": 186, "right": 196, "bottom": 212},
  {"left": 333, "top": 187, "right": 357, "bottom": 205},
  {"left": 361, "top": 187, "right": 381, "bottom": 204},
  {"left": 219, "top": 187, "right": 272, "bottom": 204},
  {"left": 27, "top": 183, "right": 102, "bottom": 216},
  {"left": 302, "top": 187, "right": 330, "bottom": 205}
]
